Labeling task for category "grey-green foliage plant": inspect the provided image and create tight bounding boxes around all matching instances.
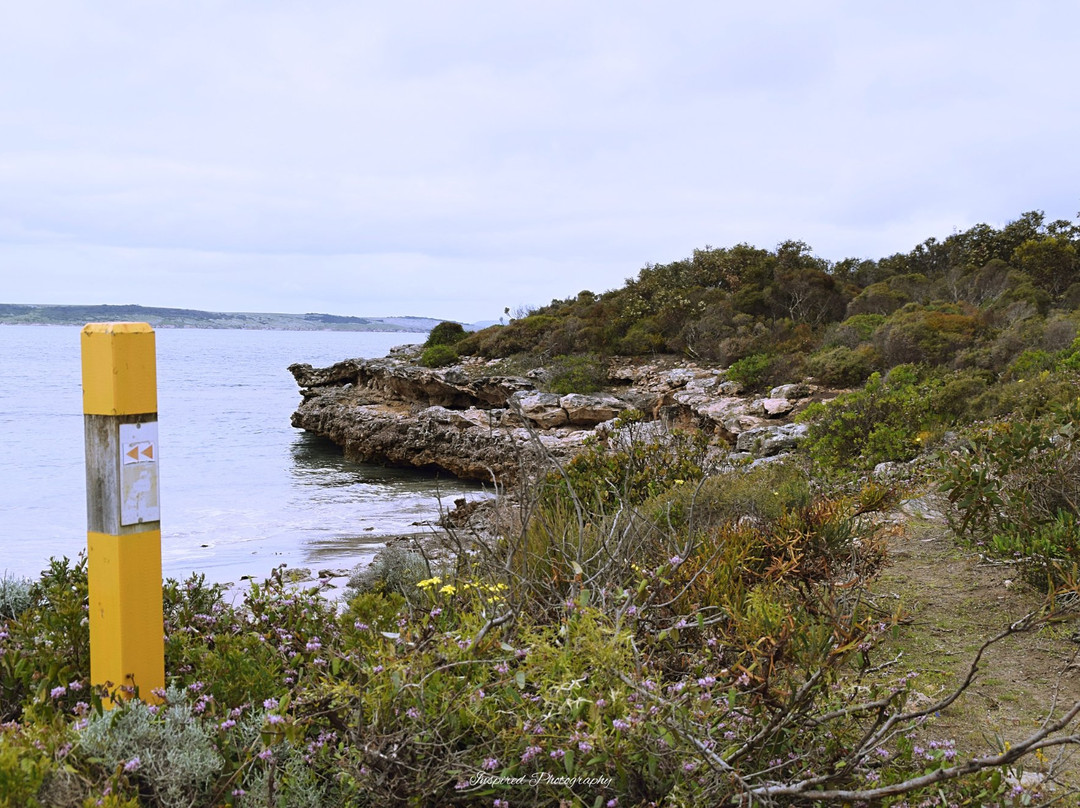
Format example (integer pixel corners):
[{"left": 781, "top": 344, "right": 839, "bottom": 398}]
[
  {"left": 238, "top": 744, "right": 330, "bottom": 808},
  {"left": 0, "top": 573, "right": 32, "bottom": 620},
  {"left": 346, "top": 544, "right": 431, "bottom": 601},
  {"left": 79, "top": 686, "right": 223, "bottom": 808}
]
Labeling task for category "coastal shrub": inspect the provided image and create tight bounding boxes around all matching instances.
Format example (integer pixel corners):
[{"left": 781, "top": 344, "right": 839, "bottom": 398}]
[
  {"left": 79, "top": 687, "right": 224, "bottom": 808},
  {"left": 419, "top": 344, "right": 458, "bottom": 367},
  {"left": 824, "top": 313, "right": 886, "bottom": 346},
  {"left": 236, "top": 743, "right": 332, "bottom": 808},
  {"left": 616, "top": 317, "right": 667, "bottom": 354},
  {"left": 967, "top": 368, "right": 1080, "bottom": 420},
  {"left": 0, "top": 573, "right": 32, "bottom": 620},
  {"left": 541, "top": 411, "right": 709, "bottom": 509},
  {"left": 0, "top": 722, "right": 59, "bottom": 808},
  {"left": 454, "top": 314, "right": 561, "bottom": 358},
  {"left": 345, "top": 545, "right": 431, "bottom": 601},
  {"left": 799, "top": 366, "right": 939, "bottom": 470},
  {"left": 724, "top": 352, "right": 774, "bottom": 391},
  {"left": 544, "top": 353, "right": 607, "bottom": 395},
  {"left": 655, "top": 459, "right": 812, "bottom": 530},
  {"left": 423, "top": 320, "right": 467, "bottom": 348},
  {"left": 926, "top": 368, "right": 991, "bottom": 421},
  {"left": 805, "top": 344, "right": 878, "bottom": 387},
  {"left": 0, "top": 519, "right": 1062, "bottom": 807},
  {"left": 873, "top": 303, "right": 980, "bottom": 367},
  {"left": 845, "top": 280, "right": 912, "bottom": 316},
  {"left": 941, "top": 401, "right": 1080, "bottom": 586},
  {"left": 1004, "top": 347, "right": 1057, "bottom": 379},
  {"left": 0, "top": 556, "right": 90, "bottom": 720}
]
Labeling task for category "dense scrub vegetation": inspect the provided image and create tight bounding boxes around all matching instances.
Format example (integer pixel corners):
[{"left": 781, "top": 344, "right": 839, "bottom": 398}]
[
  {"left": 5, "top": 211, "right": 1080, "bottom": 806},
  {"left": 457, "top": 210, "right": 1080, "bottom": 392},
  {"left": 2, "top": 438, "right": 1077, "bottom": 806}
]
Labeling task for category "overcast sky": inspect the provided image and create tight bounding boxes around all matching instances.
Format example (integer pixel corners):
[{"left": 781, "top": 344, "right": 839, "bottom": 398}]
[{"left": 2, "top": 2, "right": 1077, "bottom": 323}]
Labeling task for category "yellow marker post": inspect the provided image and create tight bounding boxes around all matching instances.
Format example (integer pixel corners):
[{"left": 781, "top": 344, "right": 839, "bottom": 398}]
[{"left": 81, "top": 323, "right": 165, "bottom": 706}]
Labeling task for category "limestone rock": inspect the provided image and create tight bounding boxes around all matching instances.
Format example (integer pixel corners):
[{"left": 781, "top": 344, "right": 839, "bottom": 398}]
[
  {"left": 696, "top": 397, "right": 765, "bottom": 434},
  {"left": 768, "top": 383, "right": 811, "bottom": 400},
  {"left": 290, "top": 352, "right": 830, "bottom": 484},
  {"left": 755, "top": 397, "right": 795, "bottom": 417},
  {"left": 735, "top": 423, "right": 809, "bottom": 456},
  {"left": 509, "top": 391, "right": 569, "bottom": 428},
  {"left": 559, "top": 394, "right": 625, "bottom": 426}
]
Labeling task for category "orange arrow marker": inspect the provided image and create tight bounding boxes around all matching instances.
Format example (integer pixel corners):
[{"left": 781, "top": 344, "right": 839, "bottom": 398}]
[
  {"left": 142, "top": 445, "right": 154, "bottom": 460},
  {"left": 127, "top": 446, "right": 140, "bottom": 461}
]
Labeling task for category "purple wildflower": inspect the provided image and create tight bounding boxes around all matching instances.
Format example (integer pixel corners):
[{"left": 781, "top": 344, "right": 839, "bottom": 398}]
[{"left": 520, "top": 745, "right": 543, "bottom": 763}]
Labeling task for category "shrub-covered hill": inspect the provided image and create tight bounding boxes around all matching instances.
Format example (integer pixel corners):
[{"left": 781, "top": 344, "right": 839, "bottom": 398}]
[
  {"left": 7, "top": 212, "right": 1080, "bottom": 807},
  {"left": 451, "top": 210, "right": 1080, "bottom": 393}
]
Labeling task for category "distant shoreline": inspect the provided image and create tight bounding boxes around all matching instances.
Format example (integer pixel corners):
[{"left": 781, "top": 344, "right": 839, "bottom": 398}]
[{"left": 0, "top": 303, "right": 459, "bottom": 333}]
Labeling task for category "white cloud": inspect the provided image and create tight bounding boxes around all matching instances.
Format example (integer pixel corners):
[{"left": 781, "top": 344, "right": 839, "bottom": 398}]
[{"left": 1, "top": 1, "right": 1078, "bottom": 321}]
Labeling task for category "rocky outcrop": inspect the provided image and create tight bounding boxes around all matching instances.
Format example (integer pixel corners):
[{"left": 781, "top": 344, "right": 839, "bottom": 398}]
[
  {"left": 735, "top": 423, "right": 811, "bottom": 456},
  {"left": 290, "top": 359, "right": 533, "bottom": 409},
  {"left": 290, "top": 355, "right": 833, "bottom": 483}
]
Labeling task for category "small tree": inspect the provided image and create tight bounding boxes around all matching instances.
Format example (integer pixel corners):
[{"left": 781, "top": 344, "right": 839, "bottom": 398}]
[{"left": 424, "top": 321, "right": 467, "bottom": 348}]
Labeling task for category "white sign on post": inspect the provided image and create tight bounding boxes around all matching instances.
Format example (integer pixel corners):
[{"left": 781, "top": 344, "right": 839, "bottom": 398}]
[{"left": 119, "top": 421, "right": 160, "bottom": 526}]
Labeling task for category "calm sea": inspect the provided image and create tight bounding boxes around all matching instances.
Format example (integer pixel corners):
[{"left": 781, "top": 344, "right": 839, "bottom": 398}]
[{"left": 0, "top": 325, "right": 485, "bottom": 587}]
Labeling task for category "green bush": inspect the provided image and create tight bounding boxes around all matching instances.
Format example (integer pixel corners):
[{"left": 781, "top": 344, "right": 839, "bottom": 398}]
[
  {"left": 799, "top": 367, "right": 940, "bottom": 470},
  {"left": 1005, "top": 348, "right": 1057, "bottom": 379},
  {"left": 0, "top": 723, "right": 56, "bottom": 808},
  {"left": 544, "top": 353, "right": 608, "bottom": 395},
  {"left": 424, "top": 321, "right": 467, "bottom": 348},
  {"left": 941, "top": 401, "right": 1080, "bottom": 586},
  {"left": 874, "top": 303, "right": 980, "bottom": 366},
  {"left": 724, "top": 352, "right": 774, "bottom": 391},
  {"left": 806, "top": 344, "right": 878, "bottom": 387},
  {"left": 616, "top": 318, "right": 667, "bottom": 354},
  {"left": 836, "top": 313, "right": 887, "bottom": 343},
  {"left": 655, "top": 459, "right": 812, "bottom": 529},
  {"left": 0, "top": 556, "right": 90, "bottom": 721},
  {"left": 541, "top": 410, "right": 709, "bottom": 509},
  {"left": 926, "top": 369, "right": 991, "bottom": 420},
  {"left": 418, "top": 344, "right": 458, "bottom": 367}
]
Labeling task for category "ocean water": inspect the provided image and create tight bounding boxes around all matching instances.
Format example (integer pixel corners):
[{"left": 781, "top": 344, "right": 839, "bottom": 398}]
[{"left": 0, "top": 325, "right": 487, "bottom": 586}]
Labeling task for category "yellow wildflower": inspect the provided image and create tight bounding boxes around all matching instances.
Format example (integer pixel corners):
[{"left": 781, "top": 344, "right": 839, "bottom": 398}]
[
  {"left": 416, "top": 577, "right": 442, "bottom": 590},
  {"left": 439, "top": 584, "right": 457, "bottom": 595}
]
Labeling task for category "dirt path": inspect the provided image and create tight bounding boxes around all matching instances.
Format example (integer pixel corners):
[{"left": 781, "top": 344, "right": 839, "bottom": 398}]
[{"left": 869, "top": 495, "right": 1080, "bottom": 791}]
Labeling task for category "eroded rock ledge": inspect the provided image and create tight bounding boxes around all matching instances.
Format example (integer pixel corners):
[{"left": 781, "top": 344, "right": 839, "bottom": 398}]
[{"left": 289, "top": 355, "right": 835, "bottom": 483}]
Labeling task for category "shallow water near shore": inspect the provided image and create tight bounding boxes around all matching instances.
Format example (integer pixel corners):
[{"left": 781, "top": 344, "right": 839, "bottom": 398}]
[{"left": 0, "top": 325, "right": 488, "bottom": 588}]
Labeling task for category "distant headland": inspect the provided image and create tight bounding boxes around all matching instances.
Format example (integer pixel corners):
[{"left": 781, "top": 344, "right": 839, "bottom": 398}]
[{"left": 0, "top": 303, "right": 479, "bottom": 332}]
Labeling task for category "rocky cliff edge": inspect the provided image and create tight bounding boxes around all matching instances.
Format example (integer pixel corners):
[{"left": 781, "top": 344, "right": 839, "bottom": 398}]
[{"left": 289, "top": 355, "right": 835, "bottom": 483}]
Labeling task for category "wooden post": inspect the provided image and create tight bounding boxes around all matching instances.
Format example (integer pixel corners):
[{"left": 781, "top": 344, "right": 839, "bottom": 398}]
[{"left": 81, "top": 322, "right": 165, "bottom": 706}]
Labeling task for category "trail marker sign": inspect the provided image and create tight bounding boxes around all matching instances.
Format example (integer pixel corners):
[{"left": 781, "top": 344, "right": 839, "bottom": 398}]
[{"left": 119, "top": 421, "right": 159, "bottom": 526}]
